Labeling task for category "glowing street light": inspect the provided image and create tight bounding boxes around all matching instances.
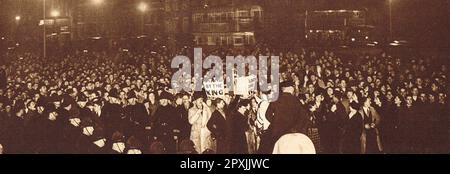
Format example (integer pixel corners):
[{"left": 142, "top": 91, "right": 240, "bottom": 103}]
[
  {"left": 92, "top": 0, "right": 104, "bottom": 5},
  {"left": 51, "top": 10, "right": 60, "bottom": 17},
  {"left": 138, "top": 2, "right": 149, "bottom": 35},
  {"left": 91, "top": 0, "right": 104, "bottom": 36},
  {"left": 388, "top": 0, "right": 394, "bottom": 40},
  {"left": 15, "top": 15, "right": 21, "bottom": 21},
  {"left": 138, "top": 2, "right": 148, "bottom": 13}
]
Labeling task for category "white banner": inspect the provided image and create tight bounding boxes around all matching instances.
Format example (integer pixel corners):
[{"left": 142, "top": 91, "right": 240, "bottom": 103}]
[{"left": 234, "top": 75, "right": 257, "bottom": 96}]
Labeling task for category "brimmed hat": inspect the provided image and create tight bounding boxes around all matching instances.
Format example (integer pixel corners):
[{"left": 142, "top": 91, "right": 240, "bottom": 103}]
[
  {"left": 77, "top": 94, "right": 88, "bottom": 102},
  {"left": 109, "top": 88, "right": 119, "bottom": 98},
  {"left": 61, "top": 95, "right": 75, "bottom": 107},
  {"left": 36, "top": 97, "right": 48, "bottom": 107},
  {"left": 238, "top": 99, "right": 251, "bottom": 108},
  {"left": 159, "top": 91, "right": 173, "bottom": 100},
  {"left": 127, "top": 91, "right": 137, "bottom": 99}
]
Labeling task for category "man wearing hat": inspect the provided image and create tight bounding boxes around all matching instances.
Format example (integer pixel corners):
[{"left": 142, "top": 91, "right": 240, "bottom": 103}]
[
  {"left": 0, "top": 98, "right": 10, "bottom": 153},
  {"left": 76, "top": 95, "right": 92, "bottom": 122},
  {"left": 39, "top": 106, "right": 65, "bottom": 153},
  {"left": 264, "top": 80, "right": 309, "bottom": 154},
  {"left": 128, "top": 91, "right": 149, "bottom": 142},
  {"left": 76, "top": 119, "right": 107, "bottom": 154},
  {"left": 4, "top": 102, "right": 27, "bottom": 154},
  {"left": 176, "top": 92, "right": 192, "bottom": 143},
  {"left": 153, "top": 91, "right": 177, "bottom": 153},
  {"left": 102, "top": 88, "right": 124, "bottom": 140},
  {"left": 23, "top": 99, "right": 45, "bottom": 153},
  {"left": 230, "top": 99, "right": 251, "bottom": 154},
  {"left": 123, "top": 91, "right": 137, "bottom": 137},
  {"left": 61, "top": 95, "right": 85, "bottom": 153}
]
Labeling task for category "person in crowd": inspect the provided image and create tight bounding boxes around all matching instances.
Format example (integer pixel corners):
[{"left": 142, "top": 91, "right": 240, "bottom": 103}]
[
  {"left": 341, "top": 101, "right": 363, "bottom": 154},
  {"left": 255, "top": 91, "right": 272, "bottom": 154},
  {"left": 397, "top": 96, "right": 416, "bottom": 153},
  {"left": 359, "top": 97, "right": 383, "bottom": 154},
  {"left": 207, "top": 98, "right": 230, "bottom": 154},
  {"left": 0, "top": 65, "right": 6, "bottom": 89},
  {"left": 306, "top": 89, "right": 326, "bottom": 153},
  {"left": 321, "top": 92, "right": 346, "bottom": 154},
  {"left": 265, "top": 80, "right": 310, "bottom": 153},
  {"left": 188, "top": 91, "right": 213, "bottom": 154},
  {"left": 153, "top": 91, "right": 177, "bottom": 153},
  {"left": 178, "top": 93, "right": 192, "bottom": 143},
  {"left": 378, "top": 90, "right": 399, "bottom": 153},
  {"left": 246, "top": 98, "right": 259, "bottom": 154},
  {"left": 230, "top": 99, "right": 251, "bottom": 154}
]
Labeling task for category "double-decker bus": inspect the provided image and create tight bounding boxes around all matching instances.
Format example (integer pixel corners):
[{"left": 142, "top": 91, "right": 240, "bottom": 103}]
[{"left": 305, "top": 9, "right": 376, "bottom": 46}]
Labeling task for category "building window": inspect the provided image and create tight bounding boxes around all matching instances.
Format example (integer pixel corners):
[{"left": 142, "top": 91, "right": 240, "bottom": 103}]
[
  {"left": 234, "top": 37, "right": 243, "bottom": 45},
  {"left": 220, "top": 13, "right": 226, "bottom": 22},
  {"left": 238, "top": 11, "right": 249, "bottom": 18},
  {"left": 227, "top": 12, "right": 234, "bottom": 20},
  {"left": 221, "top": 37, "right": 227, "bottom": 45}
]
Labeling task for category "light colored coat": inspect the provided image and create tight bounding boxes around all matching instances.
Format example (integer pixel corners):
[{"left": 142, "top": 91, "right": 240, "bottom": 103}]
[
  {"left": 273, "top": 133, "right": 316, "bottom": 154},
  {"left": 189, "top": 106, "right": 213, "bottom": 153}
]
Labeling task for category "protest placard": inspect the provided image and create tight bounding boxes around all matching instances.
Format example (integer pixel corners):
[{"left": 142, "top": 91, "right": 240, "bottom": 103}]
[
  {"left": 234, "top": 75, "right": 258, "bottom": 96},
  {"left": 203, "top": 81, "right": 225, "bottom": 98}
]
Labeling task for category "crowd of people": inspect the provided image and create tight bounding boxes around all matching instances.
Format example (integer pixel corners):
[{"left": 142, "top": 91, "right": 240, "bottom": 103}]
[{"left": 0, "top": 45, "right": 448, "bottom": 154}]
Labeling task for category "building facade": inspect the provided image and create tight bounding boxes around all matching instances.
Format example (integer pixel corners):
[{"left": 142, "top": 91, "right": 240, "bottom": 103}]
[{"left": 191, "top": 0, "right": 263, "bottom": 47}]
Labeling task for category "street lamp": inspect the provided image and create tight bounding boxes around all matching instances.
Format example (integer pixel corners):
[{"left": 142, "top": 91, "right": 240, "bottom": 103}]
[
  {"left": 92, "top": 0, "right": 104, "bottom": 5},
  {"left": 50, "top": 9, "right": 60, "bottom": 41},
  {"left": 138, "top": 2, "right": 148, "bottom": 35},
  {"left": 138, "top": 2, "right": 148, "bottom": 12},
  {"left": 51, "top": 10, "right": 60, "bottom": 17},
  {"left": 91, "top": 0, "right": 104, "bottom": 36}
]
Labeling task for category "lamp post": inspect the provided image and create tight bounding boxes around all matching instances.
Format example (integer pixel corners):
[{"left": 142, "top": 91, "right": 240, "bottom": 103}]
[
  {"left": 14, "top": 16, "right": 21, "bottom": 44},
  {"left": 389, "top": 0, "right": 393, "bottom": 40},
  {"left": 43, "top": 0, "right": 46, "bottom": 58},
  {"left": 138, "top": 2, "right": 148, "bottom": 35},
  {"left": 50, "top": 9, "right": 60, "bottom": 45},
  {"left": 92, "top": 0, "right": 104, "bottom": 36}
]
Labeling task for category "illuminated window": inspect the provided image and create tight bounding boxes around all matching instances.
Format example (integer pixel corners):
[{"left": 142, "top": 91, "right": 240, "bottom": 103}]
[{"left": 238, "top": 11, "right": 249, "bottom": 17}]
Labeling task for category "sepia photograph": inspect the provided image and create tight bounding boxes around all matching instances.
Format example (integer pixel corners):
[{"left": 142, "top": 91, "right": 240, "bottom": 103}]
[{"left": 0, "top": 0, "right": 448, "bottom": 157}]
